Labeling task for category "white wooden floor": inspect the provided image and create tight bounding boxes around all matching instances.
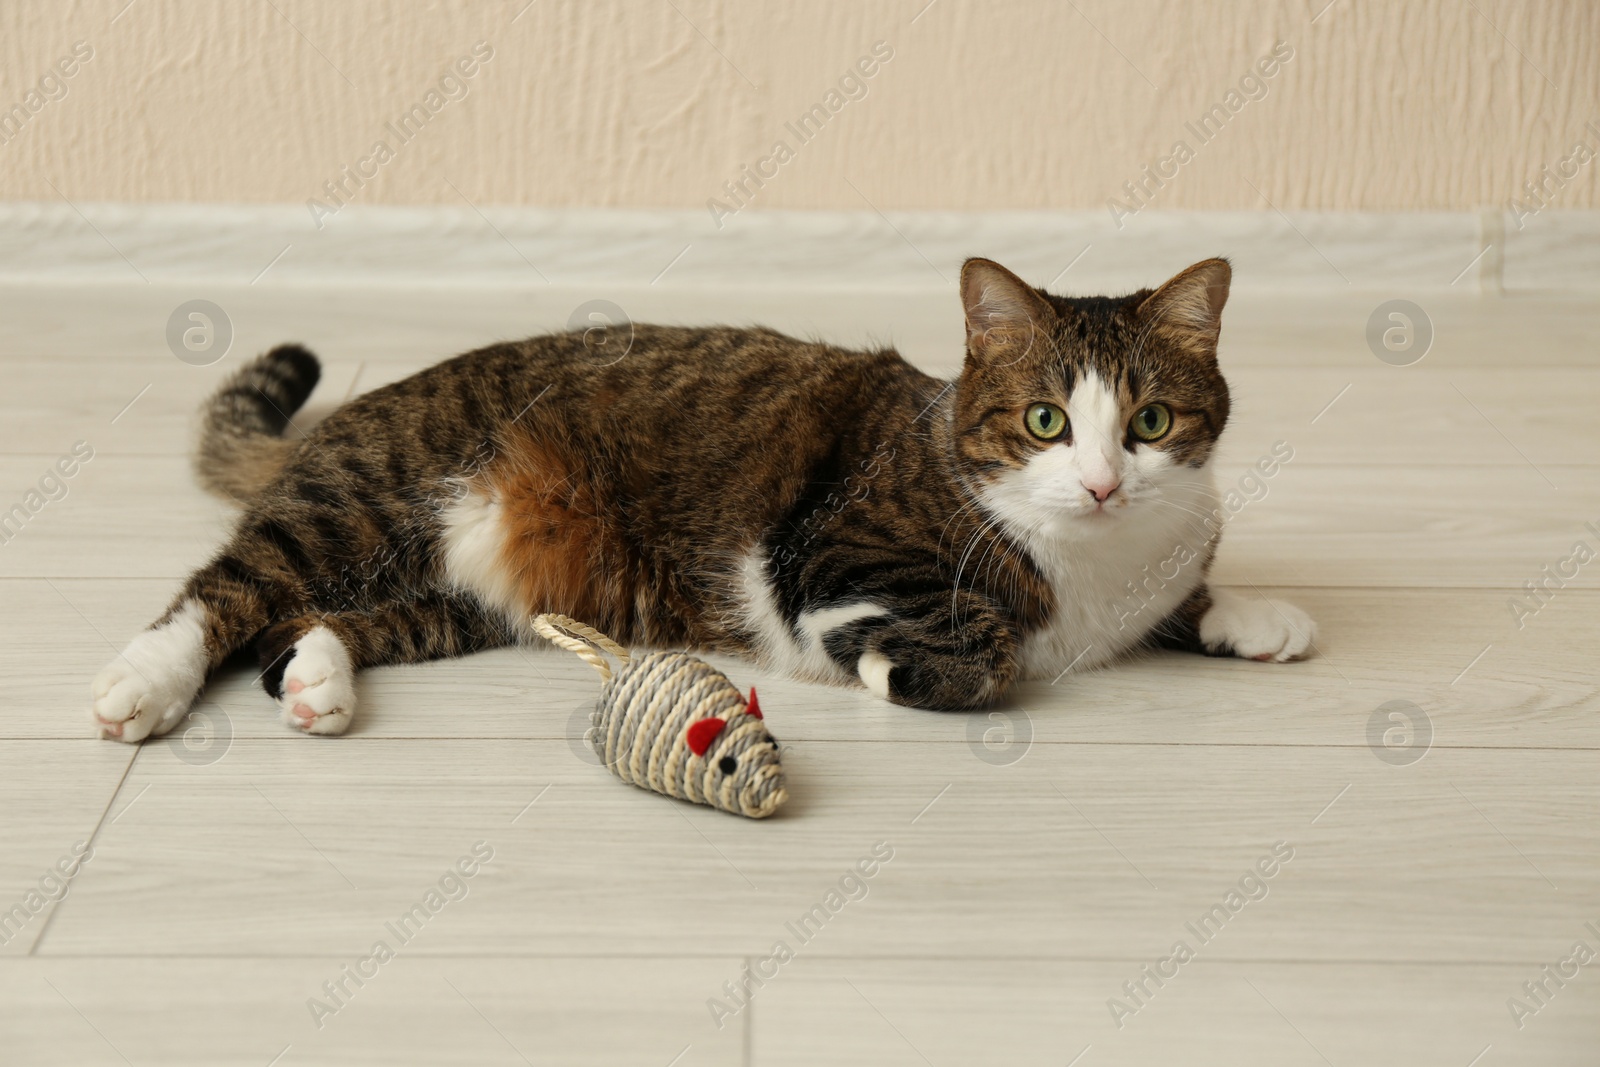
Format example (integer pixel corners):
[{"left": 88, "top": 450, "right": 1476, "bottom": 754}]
[{"left": 2, "top": 282, "right": 1598, "bottom": 1066}]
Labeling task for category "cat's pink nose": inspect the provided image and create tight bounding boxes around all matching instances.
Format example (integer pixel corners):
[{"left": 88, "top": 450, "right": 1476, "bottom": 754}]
[{"left": 1083, "top": 478, "right": 1121, "bottom": 503}]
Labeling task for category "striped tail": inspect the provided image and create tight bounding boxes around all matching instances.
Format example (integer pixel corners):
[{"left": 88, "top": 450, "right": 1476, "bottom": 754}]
[{"left": 194, "top": 344, "right": 321, "bottom": 502}]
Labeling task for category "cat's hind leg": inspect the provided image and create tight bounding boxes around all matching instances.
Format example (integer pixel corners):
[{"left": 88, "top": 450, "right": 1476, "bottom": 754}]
[
  {"left": 93, "top": 538, "right": 302, "bottom": 741},
  {"left": 253, "top": 591, "right": 511, "bottom": 735},
  {"left": 92, "top": 570, "right": 282, "bottom": 743},
  {"left": 90, "top": 599, "right": 213, "bottom": 742},
  {"left": 257, "top": 621, "right": 358, "bottom": 736}
]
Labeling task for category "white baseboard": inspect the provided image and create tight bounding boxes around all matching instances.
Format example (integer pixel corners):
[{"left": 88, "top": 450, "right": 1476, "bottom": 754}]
[
  {"left": 0, "top": 202, "right": 1590, "bottom": 296},
  {"left": 1503, "top": 211, "right": 1600, "bottom": 294}
]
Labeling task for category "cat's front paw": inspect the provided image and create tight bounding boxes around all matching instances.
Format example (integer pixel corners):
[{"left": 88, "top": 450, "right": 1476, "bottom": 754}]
[
  {"left": 1199, "top": 589, "right": 1316, "bottom": 663},
  {"left": 855, "top": 647, "right": 1008, "bottom": 709},
  {"left": 858, "top": 651, "right": 895, "bottom": 700}
]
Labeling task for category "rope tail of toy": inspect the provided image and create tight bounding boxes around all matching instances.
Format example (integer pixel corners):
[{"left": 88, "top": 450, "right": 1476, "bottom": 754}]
[{"left": 531, "top": 613, "right": 631, "bottom": 682}]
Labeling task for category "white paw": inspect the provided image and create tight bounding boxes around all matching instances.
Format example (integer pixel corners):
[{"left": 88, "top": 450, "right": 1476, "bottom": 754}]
[
  {"left": 1199, "top": 589, "right": 1316, "bottom": 662},
  {"left": 277, "top": 627, "right": 357, "bottom": 736},
  {"left": 90, "top": 602, "right": 210, "bottom": 742},
  {"left": 858, "top": 651, "right": 894, "bottom": 700}
]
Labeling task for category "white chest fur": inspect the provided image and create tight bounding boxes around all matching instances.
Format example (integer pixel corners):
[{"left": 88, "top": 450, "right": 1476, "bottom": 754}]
[{"left": 985, "top": 465, "right": 1223, "bottom": 681}]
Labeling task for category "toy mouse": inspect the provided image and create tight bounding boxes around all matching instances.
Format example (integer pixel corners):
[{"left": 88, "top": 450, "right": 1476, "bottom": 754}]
[{"left": 533, "top": 614, "right": 788, "bottom": 819}]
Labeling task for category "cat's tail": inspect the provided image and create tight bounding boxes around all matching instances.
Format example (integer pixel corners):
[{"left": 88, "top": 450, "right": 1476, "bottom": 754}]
[{"left": 194, "top": 344, "right": 321, "bottom": 502}]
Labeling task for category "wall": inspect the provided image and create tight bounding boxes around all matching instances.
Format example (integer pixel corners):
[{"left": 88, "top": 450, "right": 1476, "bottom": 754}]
[{"left": 1, "top": 0, "right": 1597, "bottom": 218}]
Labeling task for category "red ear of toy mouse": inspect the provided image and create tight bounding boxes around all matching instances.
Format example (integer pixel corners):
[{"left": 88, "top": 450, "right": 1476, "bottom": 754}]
[
  {"left": 745, "top": 687, "right": 762, "bottom": 719},
  {"left": 686, "top": 717, "right": 727, "bottom": 756}
]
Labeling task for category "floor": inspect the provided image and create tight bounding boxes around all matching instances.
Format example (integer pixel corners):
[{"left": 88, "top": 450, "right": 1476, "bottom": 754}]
[{"left": 1, "top": 281, "right": 1597, "bottom": 1065}]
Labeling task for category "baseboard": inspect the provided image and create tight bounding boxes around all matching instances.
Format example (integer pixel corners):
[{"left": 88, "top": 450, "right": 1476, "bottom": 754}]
[
  {"left": 0, "top": 202, "right": 1591, "bottom": 296},
  {"left": 1503, "top": 211, "right": 1600, "bottom": 294}
]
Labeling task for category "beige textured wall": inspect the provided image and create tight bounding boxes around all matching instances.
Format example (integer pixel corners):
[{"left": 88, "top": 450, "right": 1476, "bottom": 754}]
[{"left": 1, "top": 0, "right": 1597, "bottom": 215}]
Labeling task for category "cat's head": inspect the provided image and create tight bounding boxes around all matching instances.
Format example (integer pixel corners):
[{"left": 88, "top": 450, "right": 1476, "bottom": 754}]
[{"left": 952, "top": 257, "right": 1232, "bottom": 541}]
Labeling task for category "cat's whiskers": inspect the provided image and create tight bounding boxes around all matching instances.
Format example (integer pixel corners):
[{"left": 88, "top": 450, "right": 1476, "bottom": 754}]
[
  {"left": 936, "top": 491, "right": 996, "bottom": 560},
  {"left": 967, "top": 521, "right": 1013, "bottom": 617},
  {"left": 1141, "top": 495, "right": 1217, "bottom": 523},
  {"left": 987, "top": 510, "right": 1053, "bottom": 612},
  {"left": 951, "top": 513, "right": 999, "bottom": 601},
  {"left": 1141, "top": 482, "right": 1225, "bottom": 526}
]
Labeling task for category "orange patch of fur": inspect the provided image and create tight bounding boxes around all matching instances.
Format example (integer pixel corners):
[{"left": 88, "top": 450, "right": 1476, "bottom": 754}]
[{"left": 484, "top": 434, "right": 631, "bottom": 635}]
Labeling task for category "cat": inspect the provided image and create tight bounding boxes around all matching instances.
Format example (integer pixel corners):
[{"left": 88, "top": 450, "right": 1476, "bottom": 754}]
[{"left": 90, "top": 256, "right": 1315, "bottom": 741}]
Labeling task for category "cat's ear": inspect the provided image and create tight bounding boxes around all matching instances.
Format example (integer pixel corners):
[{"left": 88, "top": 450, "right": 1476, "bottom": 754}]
[
  {"left": 1136, "top": 258, "right": 1231, "bottom": 356},
  {"left": 960, "top": 258, "right": 1055, "bottom": 358}
]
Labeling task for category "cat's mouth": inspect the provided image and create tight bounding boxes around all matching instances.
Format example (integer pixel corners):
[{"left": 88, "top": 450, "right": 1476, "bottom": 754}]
[
  {"left": 1068, "top": 493, "right": 1136, "bottom": 518},
  {"left": 1016, "top": 495, "right": 1138, "bottom": 542}
]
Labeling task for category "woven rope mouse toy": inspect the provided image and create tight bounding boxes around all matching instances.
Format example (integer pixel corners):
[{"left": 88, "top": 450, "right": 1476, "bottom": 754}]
[{"left": 533, "top": 614, "right": 788, "bottom": 819}]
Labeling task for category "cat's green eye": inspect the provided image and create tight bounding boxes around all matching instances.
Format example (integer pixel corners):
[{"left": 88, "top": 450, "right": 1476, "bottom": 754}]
[
  {"left": 1130, "top": 403, "right": 1173, "bottom": 442},
  {"left": 1025, "top": 403, "right": 1068, "bottom": 441}
]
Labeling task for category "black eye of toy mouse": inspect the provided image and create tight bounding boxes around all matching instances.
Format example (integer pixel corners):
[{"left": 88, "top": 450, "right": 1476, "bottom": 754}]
[{"left": 718, "top": 756, "right": 738, "bottom": 774}]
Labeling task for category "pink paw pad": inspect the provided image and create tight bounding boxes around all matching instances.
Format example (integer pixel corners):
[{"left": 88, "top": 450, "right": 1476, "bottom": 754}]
[
  {"left": 291, "top": 704, "right": 317, "bottom": 725},
  {"left": 286, "top": 679, "right": 305, "bottom": 694}
]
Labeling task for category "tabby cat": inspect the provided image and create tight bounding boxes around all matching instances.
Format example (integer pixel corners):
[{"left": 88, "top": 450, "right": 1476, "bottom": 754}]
[{"left": 91, "top": 257, "right": 1315, "bottom": 741}]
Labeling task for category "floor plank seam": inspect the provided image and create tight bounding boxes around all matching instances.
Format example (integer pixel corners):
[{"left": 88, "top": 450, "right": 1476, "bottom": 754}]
[{"left": 28, "top": 745, "right": 141, "bottom": 956}]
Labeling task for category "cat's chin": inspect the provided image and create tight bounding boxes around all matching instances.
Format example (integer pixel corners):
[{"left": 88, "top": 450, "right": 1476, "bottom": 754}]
[{"left": 1036, "top": 506, "right": 1129, "bottom": 542}]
